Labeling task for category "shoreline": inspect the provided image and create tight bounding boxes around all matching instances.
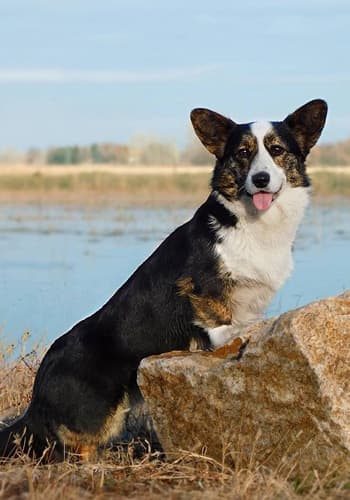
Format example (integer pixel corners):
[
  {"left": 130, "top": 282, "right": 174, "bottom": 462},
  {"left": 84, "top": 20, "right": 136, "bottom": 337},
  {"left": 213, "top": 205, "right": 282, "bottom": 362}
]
[{"left": 0, "top": 164, "right": 348, "bottom": 206}]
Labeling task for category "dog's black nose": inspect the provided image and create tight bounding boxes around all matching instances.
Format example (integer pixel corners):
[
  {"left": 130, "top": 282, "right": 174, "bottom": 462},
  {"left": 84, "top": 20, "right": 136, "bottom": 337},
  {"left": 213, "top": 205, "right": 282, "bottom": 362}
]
[{"left": 252, "top": 171, "right": 270, "bottom": 188}]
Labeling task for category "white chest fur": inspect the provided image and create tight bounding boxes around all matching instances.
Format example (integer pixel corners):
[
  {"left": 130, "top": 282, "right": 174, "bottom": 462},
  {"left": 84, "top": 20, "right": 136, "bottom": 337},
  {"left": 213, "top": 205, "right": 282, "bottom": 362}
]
[{"left": 208, "top": 186, "right": 309, "bottom": 347}]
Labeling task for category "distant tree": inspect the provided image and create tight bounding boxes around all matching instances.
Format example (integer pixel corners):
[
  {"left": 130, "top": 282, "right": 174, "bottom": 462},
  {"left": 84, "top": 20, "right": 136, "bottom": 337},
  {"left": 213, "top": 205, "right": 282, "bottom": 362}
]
[
  {"left": 90, "top": 144, "right": 103, "bottom": 163},
  {"left": 140, "top": 141, "right": 178, "bottom": 165},
  {"left": 113, "top": 145, "right": 129, "bottom": 164},
  {"left": 99, "top": 144, "right": 125, "bottom": 163},
  {"left": 180, "top": 134, "right": 212, "bottom": 165},
  {"left": 26, "top": 148, "right": 44, "bottom": 164},
  {"left": 47, "top": 147, "right": 70, "bottom": 164},
  {"left": 70, "top": 146, "right": 80, "bottom": 164},
  {"left": 129, "top": 135, "right": 179, "bottom": 165},
  {"left": 46, "top": 143, "right": 130, "bottom": 165},
  {"left": 0, "top": 148, "right": 25, "bottom": 163}
]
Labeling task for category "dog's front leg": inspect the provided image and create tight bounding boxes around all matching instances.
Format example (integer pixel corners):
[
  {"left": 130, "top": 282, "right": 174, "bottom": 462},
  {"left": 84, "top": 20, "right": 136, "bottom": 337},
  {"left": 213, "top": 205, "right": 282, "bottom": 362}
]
[{"left": 207, "top": 324, "right": 239, "bottom": 348}]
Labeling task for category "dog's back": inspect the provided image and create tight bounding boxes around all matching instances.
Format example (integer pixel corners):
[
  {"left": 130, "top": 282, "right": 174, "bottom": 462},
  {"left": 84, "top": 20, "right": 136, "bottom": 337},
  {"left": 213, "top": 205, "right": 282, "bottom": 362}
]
[{"left": 0, "top": 99, "right": 327, "bottom": 460}]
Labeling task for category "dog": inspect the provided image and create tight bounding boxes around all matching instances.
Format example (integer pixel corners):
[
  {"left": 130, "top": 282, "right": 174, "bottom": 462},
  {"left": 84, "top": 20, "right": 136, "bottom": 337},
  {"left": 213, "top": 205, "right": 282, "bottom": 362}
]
[{"left": 0, "top": 99, "right": 327, "bottom": 460}]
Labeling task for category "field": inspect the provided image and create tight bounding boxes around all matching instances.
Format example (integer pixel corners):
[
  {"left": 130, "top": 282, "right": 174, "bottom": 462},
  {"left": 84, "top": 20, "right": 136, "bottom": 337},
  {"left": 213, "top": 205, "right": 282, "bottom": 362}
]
[
  {"left": 0, "top": 164, "right": 349, "bottom": 205},
  {"left": 0, "top": 164, "right": 211, "bottom": 206}
]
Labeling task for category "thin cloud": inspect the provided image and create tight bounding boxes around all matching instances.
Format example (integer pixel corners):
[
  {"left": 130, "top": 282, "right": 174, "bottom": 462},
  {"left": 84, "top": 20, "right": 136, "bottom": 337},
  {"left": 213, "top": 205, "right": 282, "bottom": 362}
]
[
  {"left": 270, "top": 74, "right": 350, "bottom": 85},
  {"left": 0, "top": 66, "right": 217, "bottom": 84}
]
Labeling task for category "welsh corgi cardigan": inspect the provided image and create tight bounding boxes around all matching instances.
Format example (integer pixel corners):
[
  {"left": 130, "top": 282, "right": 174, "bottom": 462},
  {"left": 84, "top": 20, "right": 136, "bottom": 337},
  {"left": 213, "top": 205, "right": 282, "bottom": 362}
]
[{"left": 0, "top": 99, "right": 327, "bottom": 460}]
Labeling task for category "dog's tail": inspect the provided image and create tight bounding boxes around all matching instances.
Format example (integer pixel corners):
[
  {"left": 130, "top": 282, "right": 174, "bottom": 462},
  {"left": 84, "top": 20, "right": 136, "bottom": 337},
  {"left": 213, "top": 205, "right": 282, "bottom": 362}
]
[{"left": 0, "top": 413, "right": 31, "bottom": 458}]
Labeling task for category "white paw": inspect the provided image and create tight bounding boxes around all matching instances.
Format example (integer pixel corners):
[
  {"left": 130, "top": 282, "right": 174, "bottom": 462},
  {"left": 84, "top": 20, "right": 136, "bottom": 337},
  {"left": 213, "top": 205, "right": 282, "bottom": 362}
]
[{"left": 207, "top": 325, "right": 239, "bottom": 348}]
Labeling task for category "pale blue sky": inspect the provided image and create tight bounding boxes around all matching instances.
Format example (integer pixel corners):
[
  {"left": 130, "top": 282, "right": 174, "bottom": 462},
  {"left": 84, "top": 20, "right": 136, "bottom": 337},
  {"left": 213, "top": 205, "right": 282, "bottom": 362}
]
[{"left": 1, "top": 0, "right": 350, "bottom": 149}]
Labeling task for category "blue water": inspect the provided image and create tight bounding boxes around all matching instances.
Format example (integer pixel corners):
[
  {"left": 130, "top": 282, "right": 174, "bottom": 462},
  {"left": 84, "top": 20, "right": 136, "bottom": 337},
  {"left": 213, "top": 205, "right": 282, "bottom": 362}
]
[{"left": 0, "top": 202, "right": 349, "bottom": 349}]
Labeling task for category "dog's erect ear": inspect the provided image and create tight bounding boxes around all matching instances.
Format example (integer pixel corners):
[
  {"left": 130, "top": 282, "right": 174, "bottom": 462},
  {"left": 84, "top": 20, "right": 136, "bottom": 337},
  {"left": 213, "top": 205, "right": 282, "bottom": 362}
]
[
  {"left": 284, "top": 99, "right": 328, "bottom": 156},
  {"left": 190, "top": 108, "right": 236, "bottom": 159}
]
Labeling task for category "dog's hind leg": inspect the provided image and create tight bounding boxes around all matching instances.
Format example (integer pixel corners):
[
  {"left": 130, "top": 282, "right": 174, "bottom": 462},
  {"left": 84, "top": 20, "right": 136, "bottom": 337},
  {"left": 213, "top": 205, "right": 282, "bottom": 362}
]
[{"left": 55, "top": 393, "right": 130, "bottom": 460}]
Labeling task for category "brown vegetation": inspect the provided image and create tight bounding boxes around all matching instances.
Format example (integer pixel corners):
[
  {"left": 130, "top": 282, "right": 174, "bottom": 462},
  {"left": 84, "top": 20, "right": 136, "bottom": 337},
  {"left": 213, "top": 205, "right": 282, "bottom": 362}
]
[
  {"left": 0, "top": 340, "right": 349, "bottom": 499},
  {"left": 309, "top": 138, "right": 350, "bottom": 166},
  {"left": 0, "top": 165, "right": 348, "bottom": 207},
  {"left": 0, "top": 166, "right": 211, "bottom": 207}
]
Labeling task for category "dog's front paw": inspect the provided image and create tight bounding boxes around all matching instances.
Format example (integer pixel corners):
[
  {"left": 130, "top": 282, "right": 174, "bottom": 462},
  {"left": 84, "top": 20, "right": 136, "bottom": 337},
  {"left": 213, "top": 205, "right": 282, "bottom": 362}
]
[{"left": 207, "top": 325, "right": 239, "bottom": 348}]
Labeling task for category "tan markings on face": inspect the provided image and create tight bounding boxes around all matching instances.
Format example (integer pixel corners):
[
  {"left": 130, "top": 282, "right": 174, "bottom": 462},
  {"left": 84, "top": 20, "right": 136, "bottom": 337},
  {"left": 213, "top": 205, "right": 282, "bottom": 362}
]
[
  {"left": 176, "top": 276, "right": 234, "bottom": 328},
  {"left": 232, "top": 133, "right": 257, "bottom": 166},
  {"left": 57, "top": 394, "right": 129, "bottom": 454},
  {"left": 264, "top": 132, "right": 305, "bottom": 187},
  {"left": 238, "top": 134, "right": 257, "bottom": 155},
  {"left": 214, "top": 168, "right": 239, "bottom": 201},
  {"left": 213, "top": 134, "right": 257, "bottom": 201}
]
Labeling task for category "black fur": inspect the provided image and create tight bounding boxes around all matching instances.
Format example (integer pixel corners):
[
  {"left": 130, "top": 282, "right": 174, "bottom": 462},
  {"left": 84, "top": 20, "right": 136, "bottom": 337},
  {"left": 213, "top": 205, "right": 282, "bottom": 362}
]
[
  {"left": 0, "top": 100, "right": 327, "bottom": 460},
  {"left": 0, "top": 194, "right": 235, "bottom": 459}
]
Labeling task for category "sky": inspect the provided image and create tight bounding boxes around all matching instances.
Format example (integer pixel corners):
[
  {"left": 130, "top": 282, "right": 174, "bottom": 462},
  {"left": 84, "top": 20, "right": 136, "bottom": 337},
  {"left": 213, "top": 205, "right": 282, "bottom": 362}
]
[{"left": 1, "top": 0, "right": 350, "bottom": 150}]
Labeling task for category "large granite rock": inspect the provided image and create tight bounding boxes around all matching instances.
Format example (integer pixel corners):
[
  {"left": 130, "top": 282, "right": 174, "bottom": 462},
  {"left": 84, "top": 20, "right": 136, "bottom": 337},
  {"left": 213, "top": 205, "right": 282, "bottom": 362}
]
[{"left": 138, "top": 292, "right": 350, "bottom": 473}]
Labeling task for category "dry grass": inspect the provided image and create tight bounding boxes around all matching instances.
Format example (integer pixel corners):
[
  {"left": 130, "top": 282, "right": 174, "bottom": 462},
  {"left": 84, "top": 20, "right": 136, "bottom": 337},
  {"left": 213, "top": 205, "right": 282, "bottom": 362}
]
[
  {"left": 310, "top": 170, "right": 350, "bottom": 198},
  {"left": 1, "top": 342, "right": 349, "bottom": 499},
  {"left": 0, "top": 170, "right": 211, "bottom": 207},
  {"left": 0, "top": 164, "right": 348, "bottom": 206}
]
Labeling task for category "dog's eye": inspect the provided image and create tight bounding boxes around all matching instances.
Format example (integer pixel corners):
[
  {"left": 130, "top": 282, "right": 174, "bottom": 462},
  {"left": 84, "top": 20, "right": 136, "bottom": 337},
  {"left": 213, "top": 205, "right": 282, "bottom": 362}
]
[
  {"left": 236, "top": 147, "right": 250, "bottom": 159},
  {"left": 270, "top": 145, "right": 284, "bottom": 156}
]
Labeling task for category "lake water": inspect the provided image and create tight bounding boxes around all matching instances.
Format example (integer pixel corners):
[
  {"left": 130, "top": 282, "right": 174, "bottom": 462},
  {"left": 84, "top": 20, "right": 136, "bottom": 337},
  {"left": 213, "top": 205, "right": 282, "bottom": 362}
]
[{"left": 0, "top": 201, "right": 349, "bottom": 350}]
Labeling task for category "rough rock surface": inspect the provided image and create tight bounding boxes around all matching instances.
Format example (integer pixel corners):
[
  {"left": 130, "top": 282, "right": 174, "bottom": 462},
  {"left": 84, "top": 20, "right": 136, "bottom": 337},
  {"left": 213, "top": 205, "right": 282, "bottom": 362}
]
[{"left": 138, "top": 292, "right": 350, "bottom": 473}]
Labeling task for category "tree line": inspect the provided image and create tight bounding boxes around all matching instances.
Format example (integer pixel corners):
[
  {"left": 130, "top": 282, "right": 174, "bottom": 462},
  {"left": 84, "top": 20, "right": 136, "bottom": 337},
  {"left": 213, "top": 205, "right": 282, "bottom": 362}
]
[{"left": 0, "top": 137, "right": 349, "bottom": 166}]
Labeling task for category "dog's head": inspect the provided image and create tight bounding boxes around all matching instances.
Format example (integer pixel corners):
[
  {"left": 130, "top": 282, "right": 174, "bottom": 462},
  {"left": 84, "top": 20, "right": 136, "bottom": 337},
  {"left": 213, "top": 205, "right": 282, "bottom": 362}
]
[{"left": 191, "top": 99, "right": 327, "bottom": 211}]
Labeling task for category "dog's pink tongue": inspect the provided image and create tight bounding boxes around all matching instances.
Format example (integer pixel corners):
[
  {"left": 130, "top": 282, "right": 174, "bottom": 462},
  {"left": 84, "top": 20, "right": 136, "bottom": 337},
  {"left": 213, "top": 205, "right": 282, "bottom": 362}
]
[{"left": 252, "top": 192, "right": 273, "bottom": 211}]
